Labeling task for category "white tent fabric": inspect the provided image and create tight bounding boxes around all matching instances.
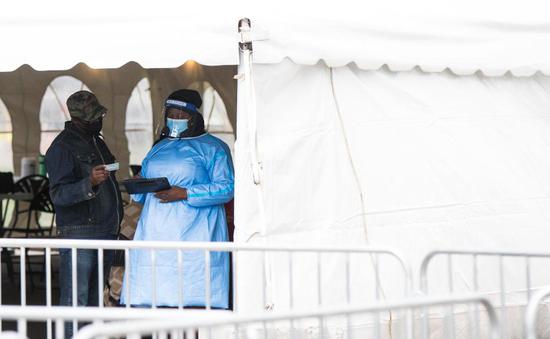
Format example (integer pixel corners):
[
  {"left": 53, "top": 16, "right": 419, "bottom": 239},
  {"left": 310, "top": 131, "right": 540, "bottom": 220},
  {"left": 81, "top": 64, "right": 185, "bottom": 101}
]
[
  {"left": 2, "top": 1, "right": 550, "bottom": 75},
  {"left": 236, "top": 59, "right": 550, "bottom": 248},
  {"left": 234, "top": 59, "right": 550, "bottom": 336}
]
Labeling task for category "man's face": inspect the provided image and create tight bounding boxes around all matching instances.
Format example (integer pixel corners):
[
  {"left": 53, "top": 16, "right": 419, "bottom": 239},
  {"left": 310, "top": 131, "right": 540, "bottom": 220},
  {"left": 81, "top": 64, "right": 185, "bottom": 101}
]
[{"left": 166, "top": 108, "right": 191, "bottom": 120}]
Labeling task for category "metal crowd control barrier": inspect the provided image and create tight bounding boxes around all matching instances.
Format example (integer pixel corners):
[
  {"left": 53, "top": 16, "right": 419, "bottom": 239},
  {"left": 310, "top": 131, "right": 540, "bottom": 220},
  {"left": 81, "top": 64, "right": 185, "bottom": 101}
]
[
  {"left": 420, "top": 250, "right": 550, "bottom": 339},
  {"left": 0, "top": 305, "right": 230, "bottom": 339},
  {"left": 70, "top": 295, "right": 499, "bottom": 339},
  {"left": 524, "top": 287, "right": 550, "bottom": 339},
  {"left": 0, "top": 238, "right": 411, "bottom": 339}
]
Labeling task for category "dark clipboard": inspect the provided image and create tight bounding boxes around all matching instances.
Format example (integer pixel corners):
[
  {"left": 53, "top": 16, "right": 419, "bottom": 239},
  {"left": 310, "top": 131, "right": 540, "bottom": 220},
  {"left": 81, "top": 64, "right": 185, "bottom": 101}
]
[{"left": 122, "top": 177, "right": 171, "bottom": 194}]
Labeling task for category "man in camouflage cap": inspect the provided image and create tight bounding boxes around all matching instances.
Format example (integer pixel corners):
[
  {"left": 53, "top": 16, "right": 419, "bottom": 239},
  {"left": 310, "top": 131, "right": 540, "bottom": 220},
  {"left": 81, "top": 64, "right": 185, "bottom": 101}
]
[{"left": 45, "top": 90, "right": 123, "bottom": 338}]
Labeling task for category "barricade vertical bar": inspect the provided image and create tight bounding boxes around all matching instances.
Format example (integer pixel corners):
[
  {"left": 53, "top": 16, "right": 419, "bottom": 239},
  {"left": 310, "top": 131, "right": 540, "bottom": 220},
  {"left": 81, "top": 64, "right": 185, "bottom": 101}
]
[
  {"left": 17, "top": 318, "right": 26, "bottom": 338},
  {"left": 473, "top": 255, "right": 480, "bottom": 339},
  {"left": 526, "top": 256, "right": 532, "bottom": 301},
  {"left": 46, "top": 247, "right": 52, "bottom": 339},
  {"left": 55, "top": 319, "right": 64, "bottom": 339},
  {"left": 204, "top": 250, "right": 211, "bottom": 310},
  {"left": 288, "top": 251, "right": 294, "bottom": 339},
  {"left": 261, "top": 250, "right": 266, "bottom": 309},
  {"left": 377, "top": 311, "right": 381, "bottom": 339},
  {"left": 422, "top": 257, "right": 430, "bottom": 339},
  {"left": 344, "top": 312, "right": 352, "bottom": 339},
  {"left": 19, "top": 246, "right": 27, "bottom": 336},
  {"left": 151, "top": 249, "right": 157, "bottom": 308},
  {"left": 72, "top": 247, "right": 77, "bottom": 331},
  {"left": 466, "top": 261, "right": 474, "bottom": 339},
  {"left": 317, "top": 252, "right": 322, "bottom": 306},
  {"left": 346, "top": 252, "right": 351, "bottom": 339},
  {"left": 447, "top": 254, "right": 454, "bottom": 290},
  {"left": 263, "top": 320, "right": 268, "bottom": 339},
  {"left": 177, "top": 249, "right": 183, "bottom": 309},
  {"left": 345, "top": 252, "right": 351, "bottom": 303},
  {"left": 408, "top": 309, "right": 416, "bottom": 339},
  {"left": 375, "top": 254, "right": 381, "bottom": 299},
  {"left": 98, "top": 248, "right": 104, "bottom": 308},
  {"left": 406, "top": 306, "right": 414, "bottom": 339},
  {"left": 447, "top": 254, "right": 455, "bottom": 339},
  {"left": 260, "top": 250, "right": 271, "bottom": 338},
  {"left": 20, "top": 247, "right": 26, "bottom": 306},
  {"left": 467, "top": 302, "right": 474, "bottom": 339},
  {"left": 125, "top": 248, "right": 130, "bottom": 307},
  {"left": 262, "top": 251, "right": 267, "bottom": 339},
  {"left": 289, "top": 251, "right": 293, "bottom": 309},
  {"left": 499, "top": 255, "right": 507, "bottom": 339},
  {"left": 233, "top": 249, "right": 239, "bottom": 313},
  {"left": 374, "top": 254, "right": 381, "bottom": 339}
]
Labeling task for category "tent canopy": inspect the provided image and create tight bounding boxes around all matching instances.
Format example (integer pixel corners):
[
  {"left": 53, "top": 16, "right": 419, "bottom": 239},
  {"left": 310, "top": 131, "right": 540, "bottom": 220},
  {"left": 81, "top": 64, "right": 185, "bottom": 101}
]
[{"left": 1, "top": 1, "right": 550, "bottom": 75}]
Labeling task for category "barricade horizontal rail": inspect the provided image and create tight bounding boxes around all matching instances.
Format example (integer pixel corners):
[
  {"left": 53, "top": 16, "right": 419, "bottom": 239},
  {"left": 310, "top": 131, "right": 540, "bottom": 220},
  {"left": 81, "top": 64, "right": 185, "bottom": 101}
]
[
  {"left": 0, "top": 305, "right": 231, "bottom": 339},
  {"left": 419, "top": 249, "right": 550, "bottom": 339},
  {"left": 524, "top": 287, "right": 550, "bottom": 339},
  {"left": 0, "top": 238, "right": 411, "bottom": 339},
  {"left": 70, "top": 295, "right": 499, "bottom": 339}
]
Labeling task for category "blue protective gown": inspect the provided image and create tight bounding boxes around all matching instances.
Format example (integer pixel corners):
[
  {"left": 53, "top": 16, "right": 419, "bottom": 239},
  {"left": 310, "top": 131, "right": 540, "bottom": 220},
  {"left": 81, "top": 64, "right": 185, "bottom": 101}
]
[{"left": 121, "top": 134, "right": 234, "bottom": 308}]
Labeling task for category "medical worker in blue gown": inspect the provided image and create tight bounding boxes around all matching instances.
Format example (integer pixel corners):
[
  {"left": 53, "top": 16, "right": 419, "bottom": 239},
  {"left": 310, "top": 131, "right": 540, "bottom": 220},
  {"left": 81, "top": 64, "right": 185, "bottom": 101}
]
[{"left": 121, "top": 89, "right": 234, "bottom": 309}]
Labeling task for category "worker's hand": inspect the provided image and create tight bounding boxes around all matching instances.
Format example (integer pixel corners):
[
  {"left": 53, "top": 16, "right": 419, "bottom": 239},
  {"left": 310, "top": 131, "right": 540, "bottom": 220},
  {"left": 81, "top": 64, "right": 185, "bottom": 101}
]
[
  {"left": 90, "top": 165, "right": 109, "bottom": 186},
  {"left": 155, "top": 187, "right": 187, "bottom": 203}
]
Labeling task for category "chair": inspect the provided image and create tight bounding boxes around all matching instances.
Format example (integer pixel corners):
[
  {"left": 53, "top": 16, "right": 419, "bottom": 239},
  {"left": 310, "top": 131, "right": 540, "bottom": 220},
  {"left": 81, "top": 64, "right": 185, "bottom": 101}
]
[
  {"left": 4, "top": 175, "right": 55, "bottom": 290},
  {"left": 0, "top": 172, "right": 14, "bottom": 228},
  {"left": 7, "top": 175, "right": 55, "bottom": 238},
  {"left": 0, "top": 173, "right": 15, "bottom": 285},
  {"left": 0, "top": 172, "right": 14, "bottom": 194}
]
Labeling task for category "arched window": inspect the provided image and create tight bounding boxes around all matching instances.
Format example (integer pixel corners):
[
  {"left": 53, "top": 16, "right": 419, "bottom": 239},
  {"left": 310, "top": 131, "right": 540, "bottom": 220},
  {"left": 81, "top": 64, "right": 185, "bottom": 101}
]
[
  {"left": 39, "top": 76, "right": 90, "bottom": 154},
  {"left": 0, "top": 99, "right": 13, "bottom": 172},
  {"left": 125, "top": 77, "right": 153, "bottom": 166},
  {"left": 188, "top": 82, "right": 235, "bottom": 151}
]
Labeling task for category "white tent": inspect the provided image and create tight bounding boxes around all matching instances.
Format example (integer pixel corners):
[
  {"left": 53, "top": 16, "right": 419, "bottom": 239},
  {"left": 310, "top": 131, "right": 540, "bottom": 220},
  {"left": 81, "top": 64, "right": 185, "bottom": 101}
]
[{"left": 3, "top": 1, "right": 550, "bottom": 336}]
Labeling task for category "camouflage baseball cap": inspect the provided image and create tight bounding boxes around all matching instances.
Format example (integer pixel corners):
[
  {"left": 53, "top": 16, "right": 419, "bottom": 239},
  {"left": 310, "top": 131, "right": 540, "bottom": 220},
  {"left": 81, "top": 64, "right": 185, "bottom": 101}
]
[{"left": 66, "top": 91, "right": 107, "bottom": 121}]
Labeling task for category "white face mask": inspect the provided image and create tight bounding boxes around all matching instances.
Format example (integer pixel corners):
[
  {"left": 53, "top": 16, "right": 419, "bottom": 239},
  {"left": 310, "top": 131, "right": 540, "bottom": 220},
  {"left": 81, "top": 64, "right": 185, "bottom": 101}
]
[{"left": 166, "top": 118, "right": 189, "bottom": 138}]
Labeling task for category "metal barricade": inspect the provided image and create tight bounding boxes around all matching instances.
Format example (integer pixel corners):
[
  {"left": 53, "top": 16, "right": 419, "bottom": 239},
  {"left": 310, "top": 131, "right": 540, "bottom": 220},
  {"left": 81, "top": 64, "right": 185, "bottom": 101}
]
[
  {"left": 69, "top": 295, "right": 499, "bottom": 339},
  {"left": 0, "top": 238, "right": 411, "bottom": 338},
  {"left": 0, "top": 305, "right": 230, "bottom": 339},
  {"left": 524, "top": 287, "right": 550, "bottom": 339},
  {"left": 419, "top": 250, "right": 550, "bottom": 339}
]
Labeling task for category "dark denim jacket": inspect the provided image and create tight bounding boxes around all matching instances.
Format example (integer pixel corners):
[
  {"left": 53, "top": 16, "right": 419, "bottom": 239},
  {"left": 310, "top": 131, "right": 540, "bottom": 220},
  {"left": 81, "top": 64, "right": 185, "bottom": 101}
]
[{"left": 45, "top": 122, "right": 123, "bottom": 238}]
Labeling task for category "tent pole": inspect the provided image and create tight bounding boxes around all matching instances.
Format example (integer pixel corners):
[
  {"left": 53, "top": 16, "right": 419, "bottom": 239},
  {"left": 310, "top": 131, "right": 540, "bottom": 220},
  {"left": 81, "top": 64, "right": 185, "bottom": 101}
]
[
  {"left": 236, "top": 18, "right": 274, "bottom": 311},
  {"left": 237, "top": 18, "right": 262, "bottom": 186}
]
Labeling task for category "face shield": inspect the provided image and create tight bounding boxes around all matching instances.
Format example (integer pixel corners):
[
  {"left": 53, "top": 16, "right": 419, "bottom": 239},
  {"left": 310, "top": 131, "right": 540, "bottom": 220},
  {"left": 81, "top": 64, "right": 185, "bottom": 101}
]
[{"left": 155, "top": 99, "right": 205, "bottom": 139}]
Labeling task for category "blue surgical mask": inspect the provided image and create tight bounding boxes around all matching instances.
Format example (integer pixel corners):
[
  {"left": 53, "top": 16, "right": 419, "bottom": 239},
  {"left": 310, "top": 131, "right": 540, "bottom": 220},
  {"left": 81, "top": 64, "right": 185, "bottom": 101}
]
[{"left": 166, "top": 118, "right": 189, "bottom": 138}]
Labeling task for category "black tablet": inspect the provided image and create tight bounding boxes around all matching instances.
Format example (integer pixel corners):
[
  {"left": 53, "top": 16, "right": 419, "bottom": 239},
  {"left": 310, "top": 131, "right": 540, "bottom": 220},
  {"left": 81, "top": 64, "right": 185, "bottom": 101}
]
[{"left": 122, "top": 177, "right": 171, "bottom": 194}]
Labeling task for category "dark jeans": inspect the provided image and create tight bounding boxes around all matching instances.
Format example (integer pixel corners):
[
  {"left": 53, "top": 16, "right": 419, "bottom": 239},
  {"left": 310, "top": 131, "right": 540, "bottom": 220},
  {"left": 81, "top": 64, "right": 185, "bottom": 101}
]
[{"left": 58, "top": 236, "right": 115, "bottom": 338}]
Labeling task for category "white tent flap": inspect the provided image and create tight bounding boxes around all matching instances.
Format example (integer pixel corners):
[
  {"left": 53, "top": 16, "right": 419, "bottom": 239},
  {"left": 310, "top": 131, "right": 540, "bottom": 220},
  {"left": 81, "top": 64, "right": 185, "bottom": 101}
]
[{"left": 235, "top": 60, "right": 550, "bottom": 330}]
